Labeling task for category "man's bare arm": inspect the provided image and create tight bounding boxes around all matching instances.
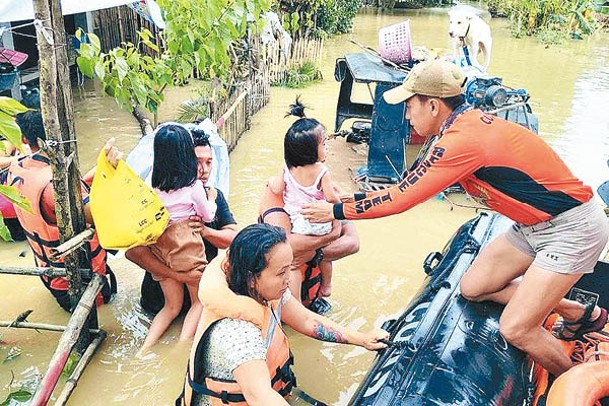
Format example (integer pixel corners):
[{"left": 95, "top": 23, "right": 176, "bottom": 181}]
[
  {"left": 199, "top": 224, "right": 237, "bottom": 250},
  {"left": 125, "top": 246, "right": 203, "bottom": 285},
  {"left": 263, "top": 211, "right": 341, "bottom": 267},
  {"left": 323, "top": 221, "right": 359, "bottom": 261}
]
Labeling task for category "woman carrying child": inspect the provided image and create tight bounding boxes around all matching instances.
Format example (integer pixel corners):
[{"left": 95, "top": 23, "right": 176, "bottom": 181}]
[
  {"left": 138, "top": 123, "right": 216, "bottom": 356},
  {"left": 268, "top": 99, "right": 340, "bottom": 299}
]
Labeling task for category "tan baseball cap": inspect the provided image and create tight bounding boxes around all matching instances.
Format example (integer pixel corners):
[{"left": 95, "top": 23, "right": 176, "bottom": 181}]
[{"left": 383, "top": 60, "right": 466, "bottom": 104}]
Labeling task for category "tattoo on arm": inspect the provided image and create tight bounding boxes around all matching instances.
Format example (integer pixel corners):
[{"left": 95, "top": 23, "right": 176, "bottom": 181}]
[{"left": 313, "top": 322, "right": 347, "bottom": 343}]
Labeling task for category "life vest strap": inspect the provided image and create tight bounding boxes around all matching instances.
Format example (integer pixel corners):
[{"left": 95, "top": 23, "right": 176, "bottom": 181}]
[
  {"left": 258, "top": 207, "right": 288, "bottom": 224},
  {"left": 301, "top": 250, "right": 323, "bottom": 303},
  {"left": 270, "top": 351, "right": 296, "bottom": 389},
  {"left": 90, "top": 242, "right": 103, "bottom": 258},
  {"left": 23, "top": 228, "right": 59, "bottom": 248},
  {"left": 187, "top": 365, "right": 246, "bottom": 404}
]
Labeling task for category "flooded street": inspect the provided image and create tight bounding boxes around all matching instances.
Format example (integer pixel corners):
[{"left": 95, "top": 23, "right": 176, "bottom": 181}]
[{"left": 1, "top": 7, "right": 609, "bottom": 405}]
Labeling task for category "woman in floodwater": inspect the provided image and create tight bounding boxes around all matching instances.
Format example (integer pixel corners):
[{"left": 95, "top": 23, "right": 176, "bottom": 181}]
[{"left": 177, "top": 223, "right": 389, "bottom": 405}]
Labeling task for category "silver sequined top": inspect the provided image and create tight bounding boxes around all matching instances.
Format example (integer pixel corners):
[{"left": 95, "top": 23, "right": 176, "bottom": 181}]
[{"left": 195, "top": 290, "right": 291, "bottom": 406}]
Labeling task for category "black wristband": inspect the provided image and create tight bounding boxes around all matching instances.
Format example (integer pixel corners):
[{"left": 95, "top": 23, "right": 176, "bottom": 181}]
[{"left": 333, "top": 203, "right": 345, "bottom": 220}]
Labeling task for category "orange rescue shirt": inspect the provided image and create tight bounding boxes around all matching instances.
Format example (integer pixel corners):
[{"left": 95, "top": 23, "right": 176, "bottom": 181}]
[{"left": 336, "top": 109, "right": 592, "bottom": 226}]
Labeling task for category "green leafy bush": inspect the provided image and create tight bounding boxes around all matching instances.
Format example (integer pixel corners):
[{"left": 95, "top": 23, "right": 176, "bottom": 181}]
[
  {"left": 484, "top": 0, "right": 602, "bottom": 42},
  {"left": 317, "top": 0, "right": 363, "bottom": 36},
  {"left": 273, "top": 61, "right": 322, "bottom": 88},
  {"left": 279, "top": 0, "right": 362, "bottom": 39}
]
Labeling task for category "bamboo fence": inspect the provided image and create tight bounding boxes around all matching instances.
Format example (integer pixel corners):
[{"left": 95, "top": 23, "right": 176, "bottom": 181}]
[
  {"left": 210, "top": 86, "right": 250, "bottom": 153},
  {"left": 93, "top": 6, "right": 161, "bottom": 54},
  {"left": 263, "top": 37, "right": 324, "bottom": 85}
]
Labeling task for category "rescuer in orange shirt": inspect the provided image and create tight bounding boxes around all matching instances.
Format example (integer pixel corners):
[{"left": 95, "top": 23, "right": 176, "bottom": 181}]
[{"left": 301, "top": 60, "right": 609, "bottom": 377}]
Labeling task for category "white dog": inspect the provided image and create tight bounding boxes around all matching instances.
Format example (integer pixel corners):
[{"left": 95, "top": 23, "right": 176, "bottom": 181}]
[{"left": 448, "top": 9, "right": 492, "bottom": 70}]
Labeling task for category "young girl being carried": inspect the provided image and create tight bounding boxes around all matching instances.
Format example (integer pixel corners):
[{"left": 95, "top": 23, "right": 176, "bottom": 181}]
[
  {"left": 268, "top": 98, "right": 340, "bottom": 298},
  {"left": 137, "top": 123, "right": 216, "bottom": 357}
]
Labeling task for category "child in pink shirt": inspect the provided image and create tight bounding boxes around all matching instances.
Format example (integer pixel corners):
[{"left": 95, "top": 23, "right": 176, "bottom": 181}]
[
  {"left": 138, "top": 123, "right": 215, "bottom": 356},
  {"left": 269, "top": 99, "right": 340, "bottom": 298}
]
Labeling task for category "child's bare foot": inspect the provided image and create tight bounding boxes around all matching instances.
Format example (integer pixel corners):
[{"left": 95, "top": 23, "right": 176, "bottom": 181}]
[{"left": 320, "top": 283, "right": 332, "bottom": 297}]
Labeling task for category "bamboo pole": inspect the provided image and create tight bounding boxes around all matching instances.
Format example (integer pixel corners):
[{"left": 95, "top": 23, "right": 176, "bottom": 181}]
[
  {"left": 49, "top": 228, "right": 95, "bottom": 261},
  {"left": 0, "top": 321, "right": 100, "bottom": 335},
  {"left": 54, "top": 331, "right": 107, "bottom": 406},
  {"left": 30, "top": 274, "right": 105, "bottom": 406},
  {"left": 215, "top": 90, "right": 248, "bottom": 129},
  {"left": 0, "top": 266, "right": 92, "bottom": 279}
]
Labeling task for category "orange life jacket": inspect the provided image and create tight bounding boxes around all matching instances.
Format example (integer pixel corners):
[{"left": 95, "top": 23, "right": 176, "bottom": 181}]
[
  {"left": 181, "top": 300, "right": 295, "bottom": 405},
  {"left": 8, "top": 155, "right": 115, "bottom": 310},
  {"left": 300, "top": 251, "right": 322, "bottom": 307},
  {"left": 546, "top": 359, "right": 609, "bottom": 405}
]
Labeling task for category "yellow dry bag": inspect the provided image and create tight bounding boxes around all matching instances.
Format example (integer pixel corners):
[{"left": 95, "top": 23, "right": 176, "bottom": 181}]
[{"left": 90, "top": 150, "right": 169, "bottom": 250}]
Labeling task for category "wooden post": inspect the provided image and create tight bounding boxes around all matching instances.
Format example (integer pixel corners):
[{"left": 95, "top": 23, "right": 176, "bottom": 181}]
[
  {"left": 32, "top": 0, "right": 97, "bottom": 323},
  {"left": 30, "top": 275, "right": 105, "bottom": 406},
  {"left": 32, "top": 3, "right": 100, "bottom": 403}
]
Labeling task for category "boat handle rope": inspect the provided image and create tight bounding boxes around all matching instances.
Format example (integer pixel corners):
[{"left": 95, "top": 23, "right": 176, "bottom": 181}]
[{"left": 379, "top": 338, "right": 414, "bottom": 351}]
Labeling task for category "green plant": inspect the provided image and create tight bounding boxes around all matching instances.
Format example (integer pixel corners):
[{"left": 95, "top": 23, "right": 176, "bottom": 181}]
[
  {"left": 0, "top": 97, "right": 28, "bottom": 153},
  {"left": 0, "top": 388, "right": 31, "bottom": 406},
  {"left": 76, "top": 29, "right": 170, "bottom": 125},
  {"left": 317, "top": 0, "right": 363, "bottom": 36},
  {"left": 279, "top": 0, "right": 362, "bottom": 39},
  {"left": 178, "top": 98, "right": 211, "bottom": 123},
  {"left": 485, "top": 0, "right": 509, "bottom": 17},
  {"left": 0, "top": 97, "right": 32, "bottom": 242},
  {"left": 486, "top": 0, "right": 601, "bottom": 40},
  {"left": 274, "top": 61, "right": 322, "bottom": 88},
  {"left": 536, "top": 27, "right": 569, "bottom": 44},
  {"left": 1, "top": 372, "right": 32, "bottom": 406},
  {"left": 567, "top": 0, "right": 599, "bottom": 37},
  {"left": 76, "top": 0, "right": 271, "bottom": 125},
  {"left": 60, "top": 352, "right": 80, "bottom": 378}
]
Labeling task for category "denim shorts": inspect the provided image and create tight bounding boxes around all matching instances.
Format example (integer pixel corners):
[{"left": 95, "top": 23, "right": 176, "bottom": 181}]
[{"left": 505, "top": 200, "right": 609, "bottom": 274}]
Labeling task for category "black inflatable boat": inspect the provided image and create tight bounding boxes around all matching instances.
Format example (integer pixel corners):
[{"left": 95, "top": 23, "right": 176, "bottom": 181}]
[
  {"left": 349, "top": 211, "right": 609, "bottom": 406},
  {"left": 349, "top": 212, "right": 533, "bottom": 405}
]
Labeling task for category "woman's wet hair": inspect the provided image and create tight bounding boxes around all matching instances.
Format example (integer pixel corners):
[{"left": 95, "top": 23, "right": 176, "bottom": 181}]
[
  {"left": 227, "top": 223, "right": 287, "bottom": 301},
  {"left": 284, "top": 97, "right": 326, "bottom": 168},
  {"left": 151, "top": 124, "right": 198, "bottom": 192}
]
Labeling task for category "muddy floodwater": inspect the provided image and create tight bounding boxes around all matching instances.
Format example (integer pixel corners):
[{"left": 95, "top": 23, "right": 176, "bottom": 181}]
[{"left": 1, "top": 7, "right": 609, "bottom": 405}]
